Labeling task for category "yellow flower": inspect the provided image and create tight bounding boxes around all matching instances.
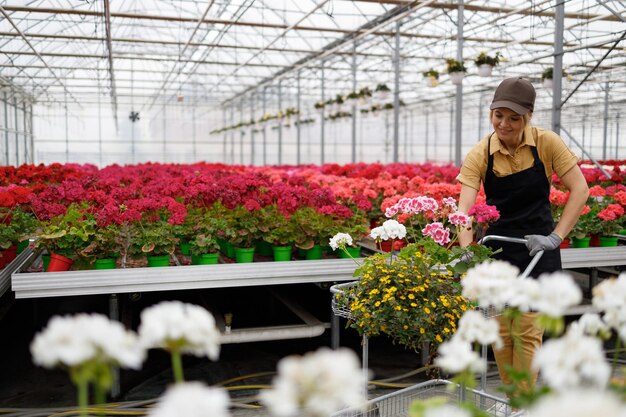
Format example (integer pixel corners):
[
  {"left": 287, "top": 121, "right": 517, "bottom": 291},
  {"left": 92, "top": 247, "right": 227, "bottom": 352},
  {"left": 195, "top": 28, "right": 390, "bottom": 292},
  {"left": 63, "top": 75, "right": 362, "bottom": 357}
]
[
  {"left": 403, "top": 325, "right": 408, "bottom": 330},
  {"left": 374, "top": 301, "right": 381, "bottom": 307},
  {"left": 408, "top": 294, "right": 415, "bottom": 299},
  {"left": 435, "top": 334, "right": 443, "bottom": 343},
  {"left": 424, "top": 307, "right": 431, "bottom": 314},
  {"left": 443, "top": 327, "right": 450, "bottom": 333},
  {"left": 431, "top": 301, "right": 436, "bottom": 308},
  {"left": 395, "top": 305, "right": 402, "bottom": 311},
  {"left": 420, "top": 328, "right": 425, "bottom": 334},
  {"left": 410, "top": 302, "right": 417, "bottom": 307}
]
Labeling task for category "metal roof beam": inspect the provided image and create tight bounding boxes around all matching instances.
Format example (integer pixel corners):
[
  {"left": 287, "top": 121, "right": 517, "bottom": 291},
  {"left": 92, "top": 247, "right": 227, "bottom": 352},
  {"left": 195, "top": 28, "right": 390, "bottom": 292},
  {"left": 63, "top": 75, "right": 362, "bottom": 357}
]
[
  {"left": 103, "top": 0, "right": 118, "bottom": 130},
  {"left": 0, "top": 4, "right": 82, "bottom": 109}
]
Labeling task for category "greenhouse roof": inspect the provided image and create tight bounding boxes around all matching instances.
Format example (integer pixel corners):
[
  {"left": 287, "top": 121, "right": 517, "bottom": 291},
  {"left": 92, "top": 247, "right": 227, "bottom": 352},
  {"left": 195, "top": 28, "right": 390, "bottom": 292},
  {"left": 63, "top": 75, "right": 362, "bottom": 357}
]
[{"left": 1, "top": 0, "right": 625, "bottom": 113}]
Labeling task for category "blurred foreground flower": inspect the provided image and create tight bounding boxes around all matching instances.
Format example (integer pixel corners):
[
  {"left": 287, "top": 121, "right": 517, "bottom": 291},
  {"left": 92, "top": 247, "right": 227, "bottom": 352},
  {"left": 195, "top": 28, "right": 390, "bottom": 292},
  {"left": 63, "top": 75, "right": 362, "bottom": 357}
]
[
  {"left": 529, "top": 389, "right": 626, "bottom": 417},
  {"left": 260, "top": 347, "right": 367, "bottom": 417},
  {"left": 148, "top": 382, "right": 230, "bottom": 417},
  {"left": 31, "top": 313, "right": 145, "bottom": 416},
  {"left": 139, "top": 301, "right": 220, "bottom": 382}
]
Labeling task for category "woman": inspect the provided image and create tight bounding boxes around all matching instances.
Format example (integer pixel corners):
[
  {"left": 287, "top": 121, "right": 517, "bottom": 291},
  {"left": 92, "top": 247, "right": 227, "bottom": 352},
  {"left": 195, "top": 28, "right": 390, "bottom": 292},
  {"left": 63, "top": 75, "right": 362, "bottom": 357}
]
[{"left": 456, "top": 77, "right": 589, "bottom": 392}]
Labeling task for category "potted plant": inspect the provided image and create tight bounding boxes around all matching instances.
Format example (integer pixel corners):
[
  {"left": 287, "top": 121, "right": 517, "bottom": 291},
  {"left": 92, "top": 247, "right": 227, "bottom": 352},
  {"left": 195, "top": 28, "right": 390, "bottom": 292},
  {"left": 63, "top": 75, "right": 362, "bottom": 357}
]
[
  {"left": 314, "top": 101, "right": 326, "bottom": 112},
  {"left": 79, "top": 224, "right": 122, "bottom": 269},
  {"left": 446, "top": 58, "right": 467, "bottom": 85},
  {"left": 374, "top": 83, "right": 391, "bottom": 101},
  {"left": 130, "top": 219, "right": 179, "bottom": 267},
  {"left": 188, "top": 233, "right": 221, "bottom": 265},
  {"left": 541, "top": 67, "right": 570, "bottom": 88},
  {"left": 422, "top": 69, "right": 440, "bottom": 87},
  {"left": 358, "top": 87, "right": 372, "bottom": 105},
  {"left": 474, "top": 51, "right": 502, "bottom": 77},
  {"left": 291, "top": 207, "right": 337, "bottom": 260},
  {"left": 258, "top": 204, "right": 298, "bottom": 262},
  {"left": 35, "top": 205, "right": 98, "bottom": 272},
  {"left": 331, "top": 211, "right": 369, "bottom": 258},
  {"left": 223, "top": 205, "right": 261, "bottom": 263}
]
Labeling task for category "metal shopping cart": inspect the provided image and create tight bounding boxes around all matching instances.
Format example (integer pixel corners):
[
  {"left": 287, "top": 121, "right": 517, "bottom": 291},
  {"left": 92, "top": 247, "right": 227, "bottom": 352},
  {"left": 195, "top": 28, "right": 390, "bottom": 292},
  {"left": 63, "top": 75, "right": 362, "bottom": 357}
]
[{"left": 330, "top": 236, "right": 543, "bottom": 417}]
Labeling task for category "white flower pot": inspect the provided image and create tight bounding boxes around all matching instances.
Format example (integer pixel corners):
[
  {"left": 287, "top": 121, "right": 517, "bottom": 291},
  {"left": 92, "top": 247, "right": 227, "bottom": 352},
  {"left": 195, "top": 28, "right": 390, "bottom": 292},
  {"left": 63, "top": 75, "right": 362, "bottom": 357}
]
[
  {"left": 477, "top": 64, "right": 493, "bottom": 77},
  {"left": 425, "top": 76, "right": 439, "bottom": 87},
  {"left": 449, "top": 72, "right": 465, "bottom": 85},
  {"left": 375, "top": 91, "right": 390, "bottom": 101},
  {"left": 542, "top": 78, "right": 553, "bottom": 89}
]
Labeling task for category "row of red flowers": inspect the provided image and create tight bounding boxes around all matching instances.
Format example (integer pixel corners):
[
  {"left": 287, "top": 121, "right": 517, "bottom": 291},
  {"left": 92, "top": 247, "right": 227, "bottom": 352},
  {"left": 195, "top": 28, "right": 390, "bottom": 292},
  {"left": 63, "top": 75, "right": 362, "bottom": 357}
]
[{"left": 1, "top": 161, "right": 625, "bottom": 268}]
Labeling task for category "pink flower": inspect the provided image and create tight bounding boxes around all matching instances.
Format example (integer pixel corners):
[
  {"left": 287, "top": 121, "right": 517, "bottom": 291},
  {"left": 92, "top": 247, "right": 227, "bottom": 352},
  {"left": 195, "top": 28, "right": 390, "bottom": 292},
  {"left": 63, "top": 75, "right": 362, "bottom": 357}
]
[
  {"left": 448, "top": 212, "right": 471, "bottom": 227},
  {"left": 422, "top": 222, "right": 451, "bottom": 246},
  {"left": 468, "top": 203, "right": 500, "bottom": 224}
]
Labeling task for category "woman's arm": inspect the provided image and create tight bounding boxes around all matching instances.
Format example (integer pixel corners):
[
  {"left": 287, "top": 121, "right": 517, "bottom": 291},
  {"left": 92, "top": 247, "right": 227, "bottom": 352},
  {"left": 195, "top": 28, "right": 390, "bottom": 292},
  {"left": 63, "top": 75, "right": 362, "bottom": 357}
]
[
  {"left": 458, "top": 184, "right": 479, "bottom": 247},
  {"left": 553, "top": 164, "right": 589, "bottom": 239}
]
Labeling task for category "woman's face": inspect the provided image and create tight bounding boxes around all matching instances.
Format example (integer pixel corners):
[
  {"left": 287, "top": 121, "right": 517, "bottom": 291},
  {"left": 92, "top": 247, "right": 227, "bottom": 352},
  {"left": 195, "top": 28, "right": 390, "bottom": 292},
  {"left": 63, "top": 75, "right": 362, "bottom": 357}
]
[{"left": 491, "top": 107, "right": 525, "bottom": 145}]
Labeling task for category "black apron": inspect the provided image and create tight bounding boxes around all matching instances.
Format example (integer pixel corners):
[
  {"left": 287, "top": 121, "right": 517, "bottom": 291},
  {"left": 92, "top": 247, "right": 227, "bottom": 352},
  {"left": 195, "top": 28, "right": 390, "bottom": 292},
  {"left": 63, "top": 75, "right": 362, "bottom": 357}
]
[{"left": 483, "top": 131, "right": 561, "bottom": 278}]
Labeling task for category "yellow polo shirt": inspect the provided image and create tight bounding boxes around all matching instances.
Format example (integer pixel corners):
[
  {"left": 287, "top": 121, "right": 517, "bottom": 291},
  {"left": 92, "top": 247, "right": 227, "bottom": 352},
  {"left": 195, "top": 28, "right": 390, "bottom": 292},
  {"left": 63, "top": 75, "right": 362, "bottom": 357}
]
[{"left": 457, "top": 126, "right": 579, "bottom": 191}]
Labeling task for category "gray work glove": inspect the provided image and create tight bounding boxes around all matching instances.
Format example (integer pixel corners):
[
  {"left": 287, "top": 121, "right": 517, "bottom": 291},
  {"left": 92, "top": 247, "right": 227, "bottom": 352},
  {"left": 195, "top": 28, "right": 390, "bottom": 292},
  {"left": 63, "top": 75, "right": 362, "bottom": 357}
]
[
  {"left": 459, "top": 251, "right": 474, "bottom": 264},
  {"left": 524, "top": 232, "right": 562, "bottom": 256}
]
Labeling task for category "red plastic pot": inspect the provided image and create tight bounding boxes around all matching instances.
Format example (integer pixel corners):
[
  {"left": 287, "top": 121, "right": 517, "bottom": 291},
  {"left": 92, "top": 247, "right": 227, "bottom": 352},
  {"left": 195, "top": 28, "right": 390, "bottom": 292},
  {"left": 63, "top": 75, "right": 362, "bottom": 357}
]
[
  {"left": 1, "top": 246, "right": 17, "bottom": 266},
  {"left": 46, "top": 253, "right": 74, "bottom": 272},
  {"left": 559, "top": 239, "right": 570, "bottom": 249}
]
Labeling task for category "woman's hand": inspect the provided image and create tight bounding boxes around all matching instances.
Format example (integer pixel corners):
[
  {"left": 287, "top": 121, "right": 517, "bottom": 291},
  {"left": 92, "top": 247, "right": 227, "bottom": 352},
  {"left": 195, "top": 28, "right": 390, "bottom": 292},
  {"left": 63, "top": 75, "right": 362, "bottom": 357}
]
[{"left": 524, "top": 232, "right": 562, "bottom": 256}]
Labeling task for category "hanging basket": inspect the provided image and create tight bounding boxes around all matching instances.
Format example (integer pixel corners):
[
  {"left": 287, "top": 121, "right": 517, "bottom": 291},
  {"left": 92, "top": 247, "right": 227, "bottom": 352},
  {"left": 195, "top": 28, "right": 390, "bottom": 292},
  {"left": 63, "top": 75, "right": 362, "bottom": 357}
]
[
  {"left": 449, "top": 72, "right": 465, "bottom": 85},
  {"left": 477, "top": 64, "right": 493, "bottom": 77},
  {"left": 542, "top": 78, "right": 553, "bottom": 89}
]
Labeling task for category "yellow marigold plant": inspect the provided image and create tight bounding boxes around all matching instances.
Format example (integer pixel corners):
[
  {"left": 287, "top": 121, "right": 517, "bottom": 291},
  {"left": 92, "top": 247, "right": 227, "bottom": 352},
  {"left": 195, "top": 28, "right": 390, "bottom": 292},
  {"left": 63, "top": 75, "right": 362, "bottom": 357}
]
[{"left": 336, "top": 241, "right": 492, "bottom": 354}]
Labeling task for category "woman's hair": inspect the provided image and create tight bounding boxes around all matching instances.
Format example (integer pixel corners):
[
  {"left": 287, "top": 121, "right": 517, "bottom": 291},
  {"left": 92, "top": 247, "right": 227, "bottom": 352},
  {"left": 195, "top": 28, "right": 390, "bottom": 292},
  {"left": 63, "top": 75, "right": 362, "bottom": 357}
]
[{"left": 490, "top": 110, "right": 533, "bottom": 127}]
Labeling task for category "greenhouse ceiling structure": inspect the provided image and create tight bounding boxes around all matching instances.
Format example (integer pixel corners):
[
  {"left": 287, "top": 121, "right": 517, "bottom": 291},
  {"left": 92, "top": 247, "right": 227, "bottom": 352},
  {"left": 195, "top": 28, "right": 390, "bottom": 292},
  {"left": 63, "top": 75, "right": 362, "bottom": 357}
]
[{"left": 0, "top": 0, "right": 625, "bottom": 167}]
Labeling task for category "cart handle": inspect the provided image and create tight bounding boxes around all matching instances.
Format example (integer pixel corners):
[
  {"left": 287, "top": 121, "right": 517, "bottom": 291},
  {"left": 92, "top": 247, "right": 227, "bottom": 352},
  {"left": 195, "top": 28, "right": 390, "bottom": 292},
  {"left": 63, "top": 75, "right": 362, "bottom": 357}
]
[{"left": 478, "top": 235, "right": 544, "bottom": 280}]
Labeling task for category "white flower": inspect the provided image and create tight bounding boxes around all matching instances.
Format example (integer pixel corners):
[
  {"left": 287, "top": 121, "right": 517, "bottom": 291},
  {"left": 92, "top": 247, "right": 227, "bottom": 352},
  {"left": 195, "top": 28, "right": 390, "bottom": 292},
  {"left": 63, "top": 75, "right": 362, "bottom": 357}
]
[
  {"left": 529, "top": 389, "right": 626, "bottom": 417},
  {"left": 370, "top": 220, "right": 406, "bottom": 241},
  {"left": 31, "top": 313, "right": 145, "bottom": 369},
  {"left": 461, "top": 260, "right": 519, "bottom": 309},
  {"left": 260, "top": 347, "right": 367, "bottom": 417},
  {"left": 434, "top": 340, "right": 485, "bottom": 374},
  {"left": 593, "top": 273, "right": 626, "bottom": 313},
  {"left": 138, "top": 301, "right": 220, "bottom": 360},
  {"left": 148, "top": 382, "right": 230, "bottom": 417},
  {"left": 532, "top": 331, "right": 610, "bottom": 391},
  {"left": 569, "top": 313, "right": 611, "bottom": 338},
  {"left": 453, "top": 310, "right": 502, "bottom": 349},
  {"left": 424, "top": 404, "right": 471, "bottom": 417},
  {"left": 329, "top": 233, "right": 353, "bottom": 250},
  {"left": 529, "top": 271, "right": 582, "bottom": 317},
  {"left": 507, "top": 277, "right": 541, "bottom": 312}
]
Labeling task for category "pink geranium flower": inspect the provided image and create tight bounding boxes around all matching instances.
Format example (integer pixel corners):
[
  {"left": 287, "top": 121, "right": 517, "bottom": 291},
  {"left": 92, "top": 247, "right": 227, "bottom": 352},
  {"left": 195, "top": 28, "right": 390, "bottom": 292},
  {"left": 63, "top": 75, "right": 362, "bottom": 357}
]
[{"left": 422, "top": 222, "right": 451, "bottom": 246}]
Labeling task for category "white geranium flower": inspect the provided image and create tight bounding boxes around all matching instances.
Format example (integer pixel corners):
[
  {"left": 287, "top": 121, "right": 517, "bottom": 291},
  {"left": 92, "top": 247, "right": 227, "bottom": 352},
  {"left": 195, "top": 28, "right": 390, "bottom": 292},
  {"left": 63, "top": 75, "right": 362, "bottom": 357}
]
[
  {"left": 260, "top": 347, "right": 367, "bottom": 417},
  {"left": 329, "top": 233, "right": 353, "bottom": 250},
  {"left": 148, "top": 382, "right": 230, "bottom": 417},
  {"left": 424, "top": 404, "right": 471, "bottom": 417},
  {"left": 461, "top": 260, "right": 519, "bottom": 309},
  {"left": 533, "top": 331, "right": 610, "bottom": 391},
  {"left": 434, "top": 340, "right": 486, "bottom": 374},
  {"left": 593, "top": 273, "right": 626, "bottom": 313},
  {"left": 529, "top": 271, "right": 582, "bottom": 317},
  {"left": 529, "top": 389, "right": 626, "bottom": 417},
  {"left": 370, "top": 220, "right": 407, "bottom": 241},
  {"left": 138, "top": 301, "right": 220, "bottom": 360},
  {"left": 507, "top": 277, "right": 541, "bottom": 312},
  {"left": 569, "top": 313, "right": 611, "bottom": 339},
  {"left": 453, "top": 310, "right": 502, "bottom": 349},
  {"left": 31, "top": 313, "right": 145, "bottom": 369},
  {"left": 370, "top": 225, "right": 387, "bottom": 241}
]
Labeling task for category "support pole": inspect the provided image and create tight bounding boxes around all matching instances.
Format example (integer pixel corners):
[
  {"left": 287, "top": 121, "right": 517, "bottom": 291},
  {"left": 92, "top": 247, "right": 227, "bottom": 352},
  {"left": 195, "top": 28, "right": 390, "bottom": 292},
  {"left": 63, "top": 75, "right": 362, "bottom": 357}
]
[
  {"left": 239, "top": 100, "right": 244, "bottom": 164},
  {"left": 278, "top": 80, "right": 282, "bottom": 165},
  {"left": 98, "top": 89, "right": 103, "bottom": 167},
  {"left": 222, "top": 108, "right": 227, "bottom": 162},
  {"left": 392, "top": 21, "right": 401, "bottom": 163},
  {"left": 192, "top": 91, "right": 197, "bottom": 161},
  {"left": 262, "top": 87, "right": 267, "bottom": 165},
  {"left": 552, "top": 0, "right": 565, "bottom": 135},
  {"left": 352, "top": 42, "right": 358, "bottom": 163},
  {"left": 602, "top": 82, "right": 609, "bottom": 161},
  {"left": 297, "top": 71, "right": 301, "bottom": 165},
  {"left": 425, "top": 108, "right": 429, "bottom": 161},
  {"left": 13, "top": 95, "right": 19, "bottom": 165},
  {"left": 616, "top": 113, "right": 621, "bottom": 160},
  {"left": 230, "top": 105, "right": 235, "bottom": 164},
  {"left": 4, "top": 92, "right": 9, "bottom": 165},
  {"left": 162, "top": 106, "right": 166, "bottom": 163},
  {"left": 321, "top": 61, "right": 325, "bottom": 165},
  {"left": 250, "top": 93, "right": 255, "bottom": 165},
  {"left": 65, "top": 89, "right": 69, "bottom": 163},
  {"left": 454, "top": 0, "right": 464, "bottom": 166},
  {"left": 109, "top": 294, "right": 121, "bottom": 398}
]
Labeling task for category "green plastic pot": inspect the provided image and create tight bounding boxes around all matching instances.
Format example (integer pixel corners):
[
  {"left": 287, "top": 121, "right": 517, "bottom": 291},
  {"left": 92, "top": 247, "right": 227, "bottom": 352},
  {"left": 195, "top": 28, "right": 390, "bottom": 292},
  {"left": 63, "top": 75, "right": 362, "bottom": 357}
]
[
  {"left": 234, "top": 247, "right": 255, "bottom": 263},
  {"left": 570, "top": 236, "right": 590, "bottom": 248},
  {"left": 339, "top": 246, "right": 361, "bottom": 258},
  {"left": 272, "top": 245, "right": 292, "bottom": 262},
  {"left": 191, "top": 253, "right": 219, "bottom": 265},
  {"left": 180, "top": 241, "right": 191, "bottom": 256},
  {"left": 147, "top": 254, "right": 170, "bottom": 267},
  {"left": 304, "top": 245, "right": 323, "bottom": 260},
  {"left": 94, "top": 258, "right": 116, "bottom": 270},
  {"left": 599, "top": 236, "right": 619, "bottom": 247}
]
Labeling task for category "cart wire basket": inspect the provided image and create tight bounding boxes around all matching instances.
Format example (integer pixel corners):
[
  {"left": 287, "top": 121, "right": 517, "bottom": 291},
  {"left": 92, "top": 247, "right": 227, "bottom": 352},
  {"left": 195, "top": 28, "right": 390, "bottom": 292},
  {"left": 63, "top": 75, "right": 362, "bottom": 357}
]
[{"left": 331, "top": 379, "right": 524, "bottom": 417}]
